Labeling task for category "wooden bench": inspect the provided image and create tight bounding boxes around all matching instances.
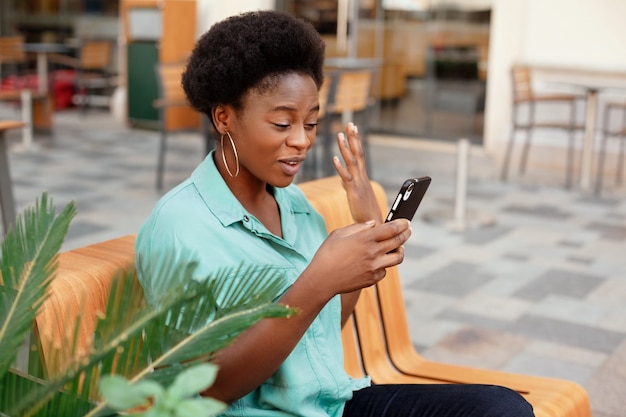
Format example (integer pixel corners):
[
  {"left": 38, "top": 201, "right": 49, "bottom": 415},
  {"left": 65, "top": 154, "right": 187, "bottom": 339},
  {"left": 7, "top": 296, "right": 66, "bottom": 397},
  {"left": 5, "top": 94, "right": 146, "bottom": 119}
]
[{"left": 37, "top": 176, "right": 592, "bottom": 417}]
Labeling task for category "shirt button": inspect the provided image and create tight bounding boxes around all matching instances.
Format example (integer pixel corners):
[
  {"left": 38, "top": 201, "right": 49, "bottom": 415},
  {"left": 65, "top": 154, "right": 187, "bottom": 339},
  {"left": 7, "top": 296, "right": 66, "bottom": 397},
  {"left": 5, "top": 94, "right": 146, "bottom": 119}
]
[{"left": 243, "top": 215, "right": 250, "bottom": 222}]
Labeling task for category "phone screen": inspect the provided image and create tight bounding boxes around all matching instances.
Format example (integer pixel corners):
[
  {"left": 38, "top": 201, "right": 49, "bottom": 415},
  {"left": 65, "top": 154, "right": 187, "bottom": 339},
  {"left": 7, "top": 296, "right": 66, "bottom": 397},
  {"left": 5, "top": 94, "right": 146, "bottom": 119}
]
[{"left": 385, "top": 176, "right": 431, "bottom": 222}]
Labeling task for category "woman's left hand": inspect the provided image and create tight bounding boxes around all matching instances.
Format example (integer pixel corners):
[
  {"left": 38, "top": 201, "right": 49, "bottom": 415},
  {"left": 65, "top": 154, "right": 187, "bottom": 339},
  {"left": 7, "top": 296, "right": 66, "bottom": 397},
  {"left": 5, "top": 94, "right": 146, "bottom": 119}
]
[{"left": 333, "top": 123, "right": 382, "bottom": 224}]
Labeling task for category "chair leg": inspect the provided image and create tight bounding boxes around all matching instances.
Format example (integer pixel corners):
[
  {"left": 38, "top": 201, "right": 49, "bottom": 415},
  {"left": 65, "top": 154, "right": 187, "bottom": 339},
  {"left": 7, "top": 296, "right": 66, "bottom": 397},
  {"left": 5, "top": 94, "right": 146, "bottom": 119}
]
[
  {"left": 594, "top": 132, "right": 609, "bottom": 195},
  {"left": 519, "top": 101, "right": 537, "bottom": 176},
  {"left": 362, "top": 130, "right": 372, "bottom": 179},
  {"left": 500, "top": 128, "right": 517, "bottom": 181},
  {"left": 565, "top": 129, "right": 575, "bottom": 189},
  {"left": 617, "top": 136, "right": 625, "bottom": 186},
  {"left": 156, "top": 128, "right": 167, "bottom": 190},
  {"left": 75, "top": 86, "right": 88, "bottom": 116},
  {"left": 360, "top": 109, "right": 373, "bottom": 179},
  {"left": 519, "top": 127, "right": 533, "bottom": 175},
  {"left": 322, "top": 115, "right": 335, "bottom": 177}
]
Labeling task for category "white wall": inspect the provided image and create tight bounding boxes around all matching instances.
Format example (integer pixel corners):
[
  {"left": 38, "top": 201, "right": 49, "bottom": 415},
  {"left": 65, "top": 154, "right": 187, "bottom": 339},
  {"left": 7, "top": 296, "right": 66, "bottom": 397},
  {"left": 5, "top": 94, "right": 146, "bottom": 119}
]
[
  {"left": 524, "top": 0, "right": 626, "bottom": 71},
  {"left": 196, "top": 0, "right": 276, "bottom": 37},
  {"left": 484, "top": 0, "right": 626, "bottom": 154}
]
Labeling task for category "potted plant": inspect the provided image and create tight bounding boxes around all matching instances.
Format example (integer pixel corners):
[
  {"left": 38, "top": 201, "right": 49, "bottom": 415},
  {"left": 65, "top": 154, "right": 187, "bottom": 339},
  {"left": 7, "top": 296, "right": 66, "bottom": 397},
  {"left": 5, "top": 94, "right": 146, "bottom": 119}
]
[{"left": 0, "top": 193, "right": 295, "bottom": 417}]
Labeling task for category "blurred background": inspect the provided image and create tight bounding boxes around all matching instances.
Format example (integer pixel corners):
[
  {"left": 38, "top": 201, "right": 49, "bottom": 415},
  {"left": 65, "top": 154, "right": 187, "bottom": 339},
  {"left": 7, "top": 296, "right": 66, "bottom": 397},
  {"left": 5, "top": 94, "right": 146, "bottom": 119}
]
[{"left": 1, "top": 2, "right": 625, "bottom": 417}]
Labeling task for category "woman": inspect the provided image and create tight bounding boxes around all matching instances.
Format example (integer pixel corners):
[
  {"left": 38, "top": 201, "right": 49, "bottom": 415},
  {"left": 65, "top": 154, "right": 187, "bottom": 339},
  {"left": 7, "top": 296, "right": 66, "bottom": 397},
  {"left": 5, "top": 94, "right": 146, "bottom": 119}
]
[{"left": 136, "top": 10, "right": 534, "bottom": 417}]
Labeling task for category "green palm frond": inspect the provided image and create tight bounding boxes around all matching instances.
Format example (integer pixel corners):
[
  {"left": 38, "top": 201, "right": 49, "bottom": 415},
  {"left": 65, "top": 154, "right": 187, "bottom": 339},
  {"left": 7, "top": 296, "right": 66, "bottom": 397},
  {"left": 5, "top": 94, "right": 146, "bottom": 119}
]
[
  {"left": 9, "top": 248, "right": 295, "bottom": 417},
  {"left": 1, "top": 193, "right": 297, "bottom": 417},
  {"left": 0, "top": 193, "right": 76, "bottom": 377}
]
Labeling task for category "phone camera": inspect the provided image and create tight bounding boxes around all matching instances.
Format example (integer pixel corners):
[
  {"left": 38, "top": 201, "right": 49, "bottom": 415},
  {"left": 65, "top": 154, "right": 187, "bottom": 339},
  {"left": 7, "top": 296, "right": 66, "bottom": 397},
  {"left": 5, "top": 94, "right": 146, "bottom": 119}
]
[{"left": 403, "top": 182, "right": 414, "bottom": 200}]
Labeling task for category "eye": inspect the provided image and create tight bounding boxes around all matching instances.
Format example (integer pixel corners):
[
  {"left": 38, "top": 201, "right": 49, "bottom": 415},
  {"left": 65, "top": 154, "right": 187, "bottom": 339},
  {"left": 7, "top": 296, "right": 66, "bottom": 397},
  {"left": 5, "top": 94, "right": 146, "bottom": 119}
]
[
  {"left": 274, "top": 123, "right": 290, "bottom": 130},
  {"left": 304, "top": 122, "right": 318, "bottom": 131}
]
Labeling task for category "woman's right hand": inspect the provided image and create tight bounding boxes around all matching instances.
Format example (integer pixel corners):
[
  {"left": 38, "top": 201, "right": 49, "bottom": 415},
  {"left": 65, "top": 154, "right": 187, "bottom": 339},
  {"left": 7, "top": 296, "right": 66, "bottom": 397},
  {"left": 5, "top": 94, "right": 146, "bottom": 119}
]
[
  {"left": 300, "top": 219, "right": 411, "bottom": 301},
  {"left": 205, "top": 219, "right": 410, "bottom": 404}
]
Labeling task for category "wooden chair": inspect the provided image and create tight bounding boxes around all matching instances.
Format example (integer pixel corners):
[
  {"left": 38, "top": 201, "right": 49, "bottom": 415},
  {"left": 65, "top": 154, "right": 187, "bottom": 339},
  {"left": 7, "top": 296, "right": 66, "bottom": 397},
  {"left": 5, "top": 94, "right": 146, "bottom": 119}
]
[
  {"left": 320, "top": 68, "right": 376, "bottom": 177},
  {"left": 595, "top": 100, "right": 626, "bottom": 194},
  {"left": 152, "top": 62, "right": 210, "bottom": 190},
  {"left": 0, "top": 36, "right": 31, "bottom": 80},
  {"left": 38, "top": 177, "right": 591, "bottom": 417},
  {"left": 0, "top": 36, "right": 48, "bottom": 144},
  {"left": 501, "top": 65, "right": 585, "bottom": 187},
  {"left": 49, "top": 39, "right": 117, "bottom": 113}
]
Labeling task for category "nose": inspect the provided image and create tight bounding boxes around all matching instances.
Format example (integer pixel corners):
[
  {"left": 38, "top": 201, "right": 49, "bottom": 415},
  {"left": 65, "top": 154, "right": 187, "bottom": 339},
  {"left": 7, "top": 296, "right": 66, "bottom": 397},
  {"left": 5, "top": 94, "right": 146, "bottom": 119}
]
[{"left": 287, "top": 124, "right": 315, "bottom": 151}]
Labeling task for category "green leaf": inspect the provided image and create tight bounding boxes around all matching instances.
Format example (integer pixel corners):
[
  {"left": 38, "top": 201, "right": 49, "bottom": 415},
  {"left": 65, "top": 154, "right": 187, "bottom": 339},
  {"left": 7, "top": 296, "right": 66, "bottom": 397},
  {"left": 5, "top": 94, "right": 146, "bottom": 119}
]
[
  {"left": 168, "top": 363, "right": 217, "bottom": 400},
  {"left": 0, "top": 194, "right": 76, "bottom": 377},
  {"left": 174, "top": 397, "right": 227, "bottom": 417},
  {"left": 139, "top": 407, "right": 168, "bottom": 417},
  {"left": 99, "top": 374, "right": 150, "bottom": 411},
  {"left": 135, "top": 379, "right": 165, "bottom": 400}
]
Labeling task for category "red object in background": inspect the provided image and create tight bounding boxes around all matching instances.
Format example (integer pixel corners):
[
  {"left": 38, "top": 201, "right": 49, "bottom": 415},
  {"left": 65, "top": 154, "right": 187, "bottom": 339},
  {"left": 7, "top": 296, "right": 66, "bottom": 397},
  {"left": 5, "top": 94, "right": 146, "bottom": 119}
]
[
  {"left": 51, "top": 70, "right": 76, "bottom": 110},
  {"left": 0, "top": 70, "right": 77, "bottom": 110},
  {"left": 0, "top": 74, "right": 38, "bottom": 91}
]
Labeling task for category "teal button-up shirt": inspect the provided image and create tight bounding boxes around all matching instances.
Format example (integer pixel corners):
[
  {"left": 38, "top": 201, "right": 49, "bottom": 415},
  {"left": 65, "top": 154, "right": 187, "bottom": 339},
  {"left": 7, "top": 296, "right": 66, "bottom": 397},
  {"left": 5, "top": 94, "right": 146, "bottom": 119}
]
[{"left": 136, "top": 152, "right": 370, "bottom": 417}]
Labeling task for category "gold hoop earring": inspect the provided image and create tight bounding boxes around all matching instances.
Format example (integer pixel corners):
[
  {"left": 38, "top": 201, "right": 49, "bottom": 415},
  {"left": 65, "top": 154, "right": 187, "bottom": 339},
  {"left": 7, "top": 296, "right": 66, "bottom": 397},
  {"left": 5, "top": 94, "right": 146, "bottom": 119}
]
[{"left": 221, "top": 131, "right": 240, "bottom": 177}]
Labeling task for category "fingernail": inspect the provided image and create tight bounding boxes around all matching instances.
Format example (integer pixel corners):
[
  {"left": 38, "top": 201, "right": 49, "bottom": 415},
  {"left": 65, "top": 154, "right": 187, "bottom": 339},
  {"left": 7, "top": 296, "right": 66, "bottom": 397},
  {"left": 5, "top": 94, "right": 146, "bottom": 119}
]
[
  {"left": 338, "top": 132, "right": 345, "bottom": 142},
  {"left": 353, "top": 124, "right": 358, "bottom": 133}
]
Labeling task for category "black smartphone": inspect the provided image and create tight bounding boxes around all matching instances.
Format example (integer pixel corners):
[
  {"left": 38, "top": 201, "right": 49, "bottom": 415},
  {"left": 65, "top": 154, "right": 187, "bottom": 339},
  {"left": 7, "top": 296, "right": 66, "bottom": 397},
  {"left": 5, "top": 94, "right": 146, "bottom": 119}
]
[{"left": 385, "top": 177, "right": 432, "bottom": 222}]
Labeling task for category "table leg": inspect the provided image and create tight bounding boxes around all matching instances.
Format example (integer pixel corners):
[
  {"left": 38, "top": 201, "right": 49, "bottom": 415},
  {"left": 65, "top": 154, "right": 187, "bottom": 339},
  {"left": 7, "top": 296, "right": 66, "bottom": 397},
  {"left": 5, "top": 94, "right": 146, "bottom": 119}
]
[
  {"left": 579, "top": 88, "right": 598, "bottom": 190},
  {"left": 20, "top": 90, "right": 33, "bottom": 149},
  {"left": 36, "top": 52, "right": 48, "bottom": 94},
  {"left": 0, "top": 132, "right": 16, "bottom": 233}
]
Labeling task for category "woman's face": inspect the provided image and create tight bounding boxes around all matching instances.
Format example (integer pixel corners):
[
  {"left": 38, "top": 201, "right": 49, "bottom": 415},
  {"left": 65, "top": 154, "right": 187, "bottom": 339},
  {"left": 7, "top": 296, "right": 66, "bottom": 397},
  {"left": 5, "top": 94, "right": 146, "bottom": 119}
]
[{"left": 228, "top": 72, "right": 320, "bottom": 188}]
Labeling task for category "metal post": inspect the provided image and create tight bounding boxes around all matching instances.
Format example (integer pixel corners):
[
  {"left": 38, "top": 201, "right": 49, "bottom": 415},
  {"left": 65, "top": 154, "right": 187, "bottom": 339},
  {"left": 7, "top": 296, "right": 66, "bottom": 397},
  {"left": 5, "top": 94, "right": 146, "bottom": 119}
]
[
  {"left": 423, "top": 137, "right": 496, "bottom": 231},
  {"left": 453, "top": 138, "right": 470, "bottom": 229},
  {"left": 20, "top": 89, "right": 33, "bottom": 149}
]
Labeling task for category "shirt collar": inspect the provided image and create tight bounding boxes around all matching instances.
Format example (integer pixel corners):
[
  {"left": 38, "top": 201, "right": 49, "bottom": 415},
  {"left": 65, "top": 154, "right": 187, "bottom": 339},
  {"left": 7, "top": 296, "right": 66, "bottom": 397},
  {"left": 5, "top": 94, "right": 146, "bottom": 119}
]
[{"left": 190, "top": 151, "right": 311, "bottom": 230}]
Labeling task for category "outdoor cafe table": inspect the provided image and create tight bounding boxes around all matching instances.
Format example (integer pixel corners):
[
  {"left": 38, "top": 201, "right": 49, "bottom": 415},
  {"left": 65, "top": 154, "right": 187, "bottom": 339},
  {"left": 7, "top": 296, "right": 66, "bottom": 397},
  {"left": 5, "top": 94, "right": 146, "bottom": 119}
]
[
  {"left": 530, "top": 65, "right": 626, "bottom": 192},
  {"left": 22, "top": 42, "right": 73, "bottom": 94},
  {"left": 0, "top": 120, "right": 25, "bottom": 233}
]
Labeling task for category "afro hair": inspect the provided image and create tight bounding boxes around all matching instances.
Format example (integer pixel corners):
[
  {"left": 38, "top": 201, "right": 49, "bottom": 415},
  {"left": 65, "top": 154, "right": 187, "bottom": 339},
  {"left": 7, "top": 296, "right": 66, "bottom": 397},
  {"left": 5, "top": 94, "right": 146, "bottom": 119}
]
[{"left": 182, "top": 10, "right": 326, "bottom": 116}]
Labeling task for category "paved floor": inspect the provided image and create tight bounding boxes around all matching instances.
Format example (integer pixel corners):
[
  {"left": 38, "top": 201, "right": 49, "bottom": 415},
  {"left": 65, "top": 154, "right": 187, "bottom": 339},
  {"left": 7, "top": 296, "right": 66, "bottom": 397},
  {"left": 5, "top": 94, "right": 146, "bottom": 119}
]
[{"left": 2, "top": 108, "right": 625, "bottom": 416}]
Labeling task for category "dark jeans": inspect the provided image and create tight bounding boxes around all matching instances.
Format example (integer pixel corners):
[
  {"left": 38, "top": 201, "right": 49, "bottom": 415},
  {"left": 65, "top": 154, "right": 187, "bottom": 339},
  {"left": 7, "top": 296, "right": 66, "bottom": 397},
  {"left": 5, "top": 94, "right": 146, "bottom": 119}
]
[{"left": 343, "top": 384, "right": 535, "bottom": 417}]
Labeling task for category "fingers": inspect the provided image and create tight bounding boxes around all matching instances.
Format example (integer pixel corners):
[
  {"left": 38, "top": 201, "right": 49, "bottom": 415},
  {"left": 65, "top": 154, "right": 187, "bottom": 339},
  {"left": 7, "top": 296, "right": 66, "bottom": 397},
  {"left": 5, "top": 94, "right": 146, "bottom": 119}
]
[
  {"left": 313, "top": 219, "right": 411, "bottom": 295},
  {"left": 375, "top": 219, "right": 412, "bottom": 254},
  {"left": 333, "top": 123, "right": 366, "bottom": 178},
  {"left": 334, "top": 219, "right": 376, "bottom": 237},
  {"left": 343, "top": 219, "right": 411, "bottom": 257}
]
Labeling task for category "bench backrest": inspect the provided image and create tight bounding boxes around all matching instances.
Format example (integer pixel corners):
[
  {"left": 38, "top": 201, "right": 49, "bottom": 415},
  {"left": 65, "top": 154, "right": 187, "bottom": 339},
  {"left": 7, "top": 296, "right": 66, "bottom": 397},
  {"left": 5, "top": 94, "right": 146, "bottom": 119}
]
[{"left": 35, "top": 234, "right": 136, "bottom": 375}]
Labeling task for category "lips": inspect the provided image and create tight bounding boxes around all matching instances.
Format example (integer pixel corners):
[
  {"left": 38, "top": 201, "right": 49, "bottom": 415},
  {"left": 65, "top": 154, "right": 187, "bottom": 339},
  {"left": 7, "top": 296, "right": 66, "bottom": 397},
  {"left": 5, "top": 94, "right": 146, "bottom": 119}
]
[{"left": 279, "top": 157, "right": 305, "bottom": 176}]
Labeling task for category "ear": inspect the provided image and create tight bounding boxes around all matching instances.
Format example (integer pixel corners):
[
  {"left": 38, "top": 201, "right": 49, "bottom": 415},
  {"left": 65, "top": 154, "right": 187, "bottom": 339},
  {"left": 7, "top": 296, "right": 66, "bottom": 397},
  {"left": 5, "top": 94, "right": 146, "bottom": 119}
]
[{"left": 212, "top": 104, "right": 231, "bottom": 135}]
